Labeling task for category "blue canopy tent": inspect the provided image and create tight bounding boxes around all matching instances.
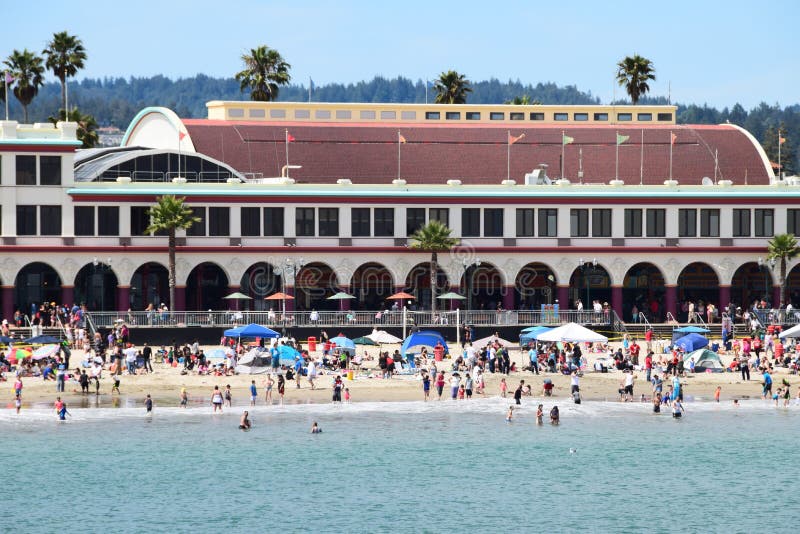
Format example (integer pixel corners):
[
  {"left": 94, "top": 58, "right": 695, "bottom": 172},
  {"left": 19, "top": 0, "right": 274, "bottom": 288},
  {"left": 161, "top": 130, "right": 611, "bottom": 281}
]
[
  {"left": 277, "top": 344, "right": 301, "bottom": 364},
  {"left": 519, "top": 326, "right": 553, "bottom": 346},
  {"left": 674, "top": 325, "right": 710, "bottom": 334},
  {"left": 674, "top": 333, "right": 709, "bottom": 352},
  {"left": 223, "top": 323, "right": 280, "bottom": 338},
  {"left": 401, "top": 331, "right": 449, "bottom": 356}
]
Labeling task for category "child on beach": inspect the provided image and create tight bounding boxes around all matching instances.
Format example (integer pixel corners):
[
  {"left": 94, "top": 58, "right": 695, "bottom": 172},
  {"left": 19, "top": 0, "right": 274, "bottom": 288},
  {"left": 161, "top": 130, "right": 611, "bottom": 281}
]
[
  {"left": 536, "top": 404, "right": 544, "bottom": 425},
  {"left": 653, "top": 395, "right": 661, "bottom": 413},
  {"left": 54, "top": 397, "right": 68, "bottom": 420},
  {"left": 111, "top": 374, "right": 121, "bottom": 395},
  {"left": 672, "top": 399, "right": 684, "bottom": 418},
  {"left": 145, "top": 394, "right": 153, "bottom": 414},
  {"left": 250, "top": 380, "right": 258, "bottom": 406},
  {"left": 500, "top": 378, "right": 508, "bottom": 398},
  {"left": 224, "top": 384, "right": 233, "bottom": 407},
  {"left": 277, "top": 375, "right": 285, "bottom": 405},
  {"left": 422, "top": 372, "right": 431, "bottom": 401},
  {"left": 458, "top": 384, "right": 465, "bottom": 400},
  {"left": 180, "top": 387, "right": 188, "bottom": 407},
  {"left": 506, "top": 406, "right": 514, "bottom": 422},
  {"left": 714, "top": 386, "right": 721, "bottom": 403},
  {"left": 14, "top": 394, "right": 21, "bottom": 414},
  {"left": 344, "top": 388, "right": 351, "bottom": 403},
  {"left": 435, "top": 372, "right": 445, "bottom": 400}
]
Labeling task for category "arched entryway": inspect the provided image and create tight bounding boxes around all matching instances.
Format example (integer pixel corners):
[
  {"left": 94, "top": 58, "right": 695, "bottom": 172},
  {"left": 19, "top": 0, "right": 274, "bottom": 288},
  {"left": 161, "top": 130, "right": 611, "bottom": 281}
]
[
  {"left": 677, "top": 262, "right": 719, "bottom": 322},
  {"left": 14, "top": 262, "right": 62, "bottom": 317},
  {"left": 514, "top": 262, "right": 556, "bottom": 310},
  {"left": 460, "top": 263, "right": 503, "bottom": 311},
  {"left": 350, "top": 263, "right": 393, "bottom": 310},
  {"left": 240, "top": 262, "right": 281, "bottom": 311},
  {"left": 731, "top": 262, "right": 774, "bottom": 309},
  {"left": 186, "top": 263, "right": 229, "bottom": 310},
  {"left": 569, "top": 262, "right": 611, "bottom": 310},
  {"left": 74, "top": 261, "right": 119, "bottom": 312},
  {"left": 131, "top": 262, "right": 169, "bottom": 310},
  {"left": 787, "top": 265, "right": 800, "bottom": 308},
  {"left": 623, "top": 263, "right": 665, "bottom": 322},
  {"left": 404, "top": 263, "right": 449, "bottom": 311},
  {"left": 295, "top": 262, "right": 338, "bottom": 311}
]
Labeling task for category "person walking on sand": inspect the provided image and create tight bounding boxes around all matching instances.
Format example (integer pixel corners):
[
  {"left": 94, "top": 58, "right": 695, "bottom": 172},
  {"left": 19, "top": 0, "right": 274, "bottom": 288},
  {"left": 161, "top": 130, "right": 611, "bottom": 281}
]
[
  {"left": 265, "top": 375, "right": 274, "bottom": 404},
  {"left": 307, "top": 359, "right": 317, "bottom": 390},
  {"left": 422, "top": 371, "right": 431, "bottom": 401},
  {"left": 145, "top": 394, "right": 153, "bottom": 414},
  {"left": 514, "top": 380, "right": 524, "bottom": 405},
  {"left": 211, "top": 385, "right": 224, "bottom": 413},
  {"left": 249, "top": 380, "right": 258, "bottom": 406},
  {"left": 180, "top": 387, "right": 188, "bottom": 408},
  {"left": 435, "top": 372, "right": 445, "bottom": 400},
  {"left": 762, "top": 369, "right": 773, "bottom": 400},
  {"left": 14, "top": 377, "right": 22, "bottom": 399},
  {"left": 111, "top": 373, "right": 121, "bottom": 395},
  {"left": 277, "top": 374, "right": 285, "bottom": 405}
]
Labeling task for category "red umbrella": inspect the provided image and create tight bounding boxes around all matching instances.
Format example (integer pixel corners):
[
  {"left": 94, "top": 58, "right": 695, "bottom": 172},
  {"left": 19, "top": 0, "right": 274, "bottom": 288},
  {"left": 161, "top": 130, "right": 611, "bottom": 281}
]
[
  {"left": 265, "top": 292, "right": 295, "bottom": 300},
  {"left": 387, "top": 292, "right": 415, "bottom": 300}
]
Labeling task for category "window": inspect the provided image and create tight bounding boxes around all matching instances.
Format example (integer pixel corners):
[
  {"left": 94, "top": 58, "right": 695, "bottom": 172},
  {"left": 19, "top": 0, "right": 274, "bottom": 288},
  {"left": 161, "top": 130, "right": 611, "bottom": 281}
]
[
  {"left": 755, "top": 209, "right": 774, "bottom": 237},
  {"left": 530, "top": 112, "right": 544, "bottom": 121},
  {"left": 16, "top": 206, "right": 37, "bottom": 235},
  {"left": 374, "top": 208, "right": 394, "bottom": 237},
  {"left": 732, "top": 209, "right": 750, "bottom": 237},
  {"left": 788, "top": 209, "right": 800, "bottom": 235},
  {"left": 554, "top": 112, "right": 568, "bottom": 121},
  {"left": 97, "top": 206, "right": 119, "bottom": 236},
  {"left": 130, "top": 206, "right": 150, "bottom": 236},
  {"left": 400, "top": 111, "right": 416, "bottom": 120},
  {"left": 425, "top": 111, "right": 440, "bottom": 120},
  {"left": 538, "top": 209, "right": 557, "bottom": 237},
  {"left": 74, "top": 206, "right": 95, "bottom": 236},
  {"left": 228, "top": 108, "right": 244, "bottom": 118},
  {"left": 318, "top": 208, "right": 339, "bottom": 237},
  {"left": 264, "top": 207, "right": 284, "bottom": 236},
  {"left": 359, "top": 110, "right": 375, "bottom": 120},
  {"left": 380, "top": 111, "right": 396, "bottom": 120},
  {"left": 241, "top": 207, "right": 260, "bottom": 236},
  {"left": 484, "top": 208, "right": 504, "bottom": 237},
  {"left": 570, "top": 209, "right": 589, "bottom": 237},
  {"left": 208, "top": 207, "right": 230, "bottom": 236},
  {"left": 657, "top": 113, "right": 673, "bottom": 121},
  {"left": 429, "top": 208, "right": 449, "bottom": 227},
  {"left": 594, "top": 113, "right": 609, "bottom": 121},
  {"left": 646, "top": 209, "right": 665, "bottom": 237},
  {"left": 678, "top": 209, "right": 697, "bottom": 237},
  {"left": 40, "top": 156, "right": 61, "bottom": 185},
  {"left": 445, "top": 112, "right": 461, "bottom": 120},
  {"left": 516, "top": 209, "right": 535, "bottom": 237},
  {"left": 296, "top": 208, "right": 315, "bottom": 236},
  {"left": 462, "top": 208, "right": 480, "bottom": 237},
  {"left": 637, "top": 113, "right": 652, "bottom": 121},
  {"left": 700, "top": 209, "right": 720, "bottom": 237},
  {"left": 187, "top": 207, "right": 206, "bottom": 236},
  {"left": 574, "top": 113, "right": 588, "bottom": 121},
  {"left": 249, "top": 109, "right": 265, "bottom": 118},
  {"left": 269, "top": 109, "right": 286, "bottom": 118},
  {"left": 510, "top": 112, "right": 524, "bottom": 121},
  {"left": 314, "top": 110, "right": 330, "bottom": 119},
  {"left": 617, "top": 113, "right": 632, "bottom": 121},
  {"left": 624, "top": 209, "right": 642, "bottom": 237},
  {"left": 351, "top": 208, "right": 370, "bottom": 237},
  {"left": 16, "top": 155, "right": 36, "bottom": 185},
  {"left": 489, "top": 112, "right": 504, "bottom": 120},
  {"left": 40, "top": 206, "right": 62, "bottom": 235},
  {"left": 294, "top": 109, "right": 310, "bottom": 119},
  {"left": 592, "top": 209, "right": 612, "bottom": 237},
  {"left": 465, "top": 112, "right": 481, "bottom": 120},
  {"left": 406, "top": 208, "right": 426, "bottom": 236},
  {"left": 335, "top": 110, "right": 351, "bottom": 119}
]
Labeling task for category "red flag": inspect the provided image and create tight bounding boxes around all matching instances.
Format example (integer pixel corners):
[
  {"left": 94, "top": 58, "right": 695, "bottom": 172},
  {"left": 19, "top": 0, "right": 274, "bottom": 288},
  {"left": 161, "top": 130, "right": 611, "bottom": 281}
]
[
  {"left": 670, "top": 132, "right": 677, "bottom": 145},
  {"left": 398, "top": 133, "right": 407, "bottom": 144},
  {"left": 179, "top": 131, "right": 186, "bottom": 141},
  {"left": 286, "top": 132, "right": 296, "bottom": 142},
  {"left": 509, "top": 132, "right": 525, "bottom": 145}
]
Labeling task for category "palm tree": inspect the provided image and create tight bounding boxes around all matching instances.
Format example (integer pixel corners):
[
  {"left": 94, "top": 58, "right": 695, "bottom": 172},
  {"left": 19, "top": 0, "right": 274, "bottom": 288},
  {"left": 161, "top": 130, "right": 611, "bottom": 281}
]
[
  {"left": 409, "top": 220, "right": 459, "bottom": 315},
  {"left": 767, "top": 233, "right": 800, "bottom": 309},
  {"left": 145, "top": 196, "right": 201, "bottom": 310},
  {"left": 616, "top": 54, "right": 656, "bottom": 105},
  {"left": 43, "top": 31, "right": 87, "bottom": 114},
  {"left": 49, "top": 107, "right": 99, "bottom": 148},
  {"left": 3, "top": 49, "right": 45, "bottom": 123},
  {"left": 235, "top": 45, "right": 291, "bottom": 101},
  {"left": 504, "top": 95, "right": 542, "bottom": 105},
  {"left": 433, "top": 70, "right": 471, "bottom": 104}
]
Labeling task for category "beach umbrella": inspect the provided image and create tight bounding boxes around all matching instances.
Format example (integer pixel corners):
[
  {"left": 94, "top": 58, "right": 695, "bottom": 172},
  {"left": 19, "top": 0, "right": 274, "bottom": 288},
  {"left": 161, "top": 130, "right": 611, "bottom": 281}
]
[
  {"left": 366, "top": 330, "right": 402, "bottom": 344},
  {"left": 224, "top": 291, "right": 252, "bottom": 300},
  {"left": 204, "top": 348, "right": 228, "bottom": 360},
  {"left": 327, "top": 291, "right": 356, "bottom": 300},
  {"left": 277, "top": 344, "right": 301, "bottom": 364},
  {"left": 8, "top": 347, "right": 32, "bottom": 362},
  {"left": 352, "top": 336, "right": 378, "bottom": 346},
  {"left": 472, "top": 335, "right": 516, "bottom": 349},
  {"left": 31, "top": 344, "right": 59, "bottom": 360},
  {"left": 536, "top": 323, "right": 608, "bottom": 343},
  {"left": 674, "top": 325, "right": 710, "bottom": 334},
  {"left": 0, "top": 335, "right": 14, "bottom": 345},
  {"left": 329, "top": 336, "right": 356, "bottom": 350},
  {"left": 265, "top": 292, "right": 294, "bottom": 300},
  {"left": 436, "top": 292, "right": 466, "bottom": 300},
  {"left": 779, "top": 323, "right": 800, "bottom": 339},
  {"left": 22, "top": 335, "right": 61, "bottom": 345},
  {"left": 401, "top": 331, "right": 448, "bottom": 355},
  {"left": 674, "top": 333, "right": 708, "bottom": 352},
  {"left": 387, "top": 291, "right": 415, "bottom": 300}
]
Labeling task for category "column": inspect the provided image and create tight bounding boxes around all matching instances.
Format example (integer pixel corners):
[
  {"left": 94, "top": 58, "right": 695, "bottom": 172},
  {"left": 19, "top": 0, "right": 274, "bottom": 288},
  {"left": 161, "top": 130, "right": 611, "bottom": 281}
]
[
  {"left": 719, "top": 285, "right": 731, "bottom": 311},
  {"left": 340, "top": 298, "right": 351, "bottom": 311},
  {"left": 116, "top": 286, "right": 131, "bottom": 312},
  {"left": 61, "top": 285, "right": 74, "bottom": 308},
  {"left": 665, "top": 285, "right": 677, "bottom": 320},
  {"left": 773, "top": 285, "right": 782, "bottom": 309},
  {"left": 502, "top": 286, "right": 515, "bottom": 310},
  {"left": 557, "top": 285, "right": 570, "bottom": 309},
  {"left": 174, "top": 285, "right": 186, "bottom": 311},
  {"left": 2, "top": 286, "right": 13, "bottom": 323},
  {"left": 285, "top": 286, "right": 295, "bottom": 312},
  {"left": 611, "top": 286, "right": 623, "bottom": 318}
]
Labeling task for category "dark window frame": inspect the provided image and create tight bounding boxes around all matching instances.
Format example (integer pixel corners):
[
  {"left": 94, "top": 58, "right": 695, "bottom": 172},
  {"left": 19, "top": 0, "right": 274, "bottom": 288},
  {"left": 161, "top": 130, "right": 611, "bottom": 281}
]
[
  {"left": 264, "top": 207, "right": 284, "bottom": 236},
  {"left": 755, "top": 208, "right": 774, "bottom": 237},
  {"left": 351, "top": 207, "right": 371, "bottom": 237},
  {"left": 678, "top": 209, "right": 697, "bottom": 237},
  {"left": 516, "top": 208, "right": 535, "bottom": 237},
  {"left": 732, "top": 209, "right": 751, "bottom": 237},
  {"left": 538, "top": 208, "right": 557, "bottom": 237},
  {"left": 461, "top": 208, "right": 481, "bottom": 237},
  {"left": 570, "top": 209, "right": 589, "bottom": 237},
  {"left": 483, "top": 208, "right": 504, "bottom": 237},
  {"left": 97, "top": 206, "right": 119, "bottom": 236},
  {"left": 374, "top": 208, "right": 394, "bottom": 237},
  {"left": 74, "top": 206, "right": 95, "bottom": 236},
  {"left": 208, "top": 206, "right": 230, "bottom": 237},
  {"left": 646, "top": 209, "right": 665, "bottom": 237},
  {"left": 700, "top": 209, "right": 720, "bottom": 237},
  {"left": 624, "top": 209, "right": 642, "bottom": 237},
  {"left": 241, "top": 207, "right": 261, "bottom": 236},
  {"left": 592, "top": 209, "right": 612, "bottom": 237}
]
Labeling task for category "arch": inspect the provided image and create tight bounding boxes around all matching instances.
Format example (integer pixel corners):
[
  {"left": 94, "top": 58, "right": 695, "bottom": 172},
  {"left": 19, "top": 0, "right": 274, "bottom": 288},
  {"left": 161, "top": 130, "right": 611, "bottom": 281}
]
[
  {"left": 295, "top": 262, "right": 339, "bottom": 311},
  {"left": 459, "top": 262, "right": 504, "bottom": 311},
  {"left": 350, "top": 262, "right": 394, "bottom": 310},
  {"left": 623, "top": 262, "right": 666, "bottom": 322},
  {"left": 569, "top": 263, "right": 611, "bottom": 310},
  {"left": 186, "top": 262, "right": 229, "bottom": 310},
  {"left": 514, "top": 262, "right": 557, "bottom": 310},
  {"left": 130, "top": 262, "right": 169, "bottom": 310},
  {"left": 731, "top": 261, "right": 774, "bottom": 309},
  {"left": 787, "top": 264, "right": 800, "bottom": 308},
  {"left": 240, "top": 262, "right": 282, "bottom": 311},
  {"left": 677, "top": 262, "right": 720, "bottom": 321},
  {"left": 404, "top": 262, "right": 449, "bottom": 311},
  {"left": 74, "top": 261, "right": 119, "bottom": 312},
  {"left": 14, "top": 262, "right": 62, "bottom": 319}
]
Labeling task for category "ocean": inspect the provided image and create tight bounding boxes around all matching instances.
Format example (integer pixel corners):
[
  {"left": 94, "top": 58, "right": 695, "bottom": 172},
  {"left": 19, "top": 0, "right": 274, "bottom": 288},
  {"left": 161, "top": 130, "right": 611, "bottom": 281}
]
[{"left": 2, "top": 398, "right": 795, "bottom": 533}]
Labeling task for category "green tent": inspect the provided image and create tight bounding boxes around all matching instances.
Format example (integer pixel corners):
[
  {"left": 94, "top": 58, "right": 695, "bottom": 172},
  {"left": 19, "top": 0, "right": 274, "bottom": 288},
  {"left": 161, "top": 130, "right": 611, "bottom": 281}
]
[{"left": 683, "top": 349, "right": 724, "bottom": 373}]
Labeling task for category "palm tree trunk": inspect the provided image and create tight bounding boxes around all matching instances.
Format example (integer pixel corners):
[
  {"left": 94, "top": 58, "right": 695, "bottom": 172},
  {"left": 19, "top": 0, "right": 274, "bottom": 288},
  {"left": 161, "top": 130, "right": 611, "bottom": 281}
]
[
  {"left": 22, "top": 104, "right": 29, "bottom": 124},
  {"left": 780, "top": 259, "right": 787, "bottom": 309},
  {"left": 430, "top": 252, "right": 438, "bottom": 316},
  {"left": 168, "top": 229, "right": 177, "bottom": 311}
]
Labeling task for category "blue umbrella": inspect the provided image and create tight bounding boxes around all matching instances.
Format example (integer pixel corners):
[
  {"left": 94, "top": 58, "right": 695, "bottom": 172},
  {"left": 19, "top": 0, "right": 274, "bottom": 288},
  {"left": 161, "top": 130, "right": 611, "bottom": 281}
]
[
  {"left": 674, "top": 333, "right": 709, "bottom": 352},
  {"left": 674, "top": 325, "right": 710, "bottom": 334},
  {"left": 401, "top": 331, "right": 448, "bottom": 355},
  {"left": 329, "top": 336, "right": 356, "bottom": 350},
  {"left": 277, "top": 344, "right": 301, "bottom": 364}
]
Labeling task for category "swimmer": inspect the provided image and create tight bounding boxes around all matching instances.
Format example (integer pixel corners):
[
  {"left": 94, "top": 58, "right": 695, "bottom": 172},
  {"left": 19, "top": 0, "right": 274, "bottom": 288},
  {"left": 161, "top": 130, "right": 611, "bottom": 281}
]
[
  {"left": 311, "top": 421, "right": 322, "bottom": 434},
  {"left": 536, "top": 404, "right": 544, "bottom": 425},
  {"left": 239, "top": 410, "right": 251, "bottom": 430},
  {"left": 550, "top": 405, "right": 560, "bottom": 425},
  {"left": 569, "top": 448, "right": 577, "bottom": 454},
  {"left": 672, "top": 399, "right": 684, "bottom": 418},
  {"left": 54, "top": 397, "right": 69, "bottom": 420},
  {"left": 145, "top": 394, "right": 153, "bottom": 414},
  {"left": 506, "top": 406, "right": 514, "bottom": 422}
]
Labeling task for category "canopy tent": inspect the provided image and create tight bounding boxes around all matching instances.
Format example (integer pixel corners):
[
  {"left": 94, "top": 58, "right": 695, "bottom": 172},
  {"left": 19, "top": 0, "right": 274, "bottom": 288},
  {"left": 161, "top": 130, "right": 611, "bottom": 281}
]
[
  {"left": 352, "top": 336, "right": 378, "bottom": 346},
  {"left": 674, "top": 333, "right": 709, "bottom": 352},
  {"left": 472, "top": 335, "right": 515, "bottom": 349},
  {"left": 366, "top": 330, "right": 402, "bottom": 344},
  {"left": 779, "top": 323, "right": 800, "bottom": 339},
  {"left": 329, "top": 335, "right": 356, "bottom": 355},
  {"left": 519, "top": 326, "right": 553, "bottom": 346},
  {"left": 536, "top": 323, "right": 608, "bottom": 343},
  {"left": 683, "top": 348, "right": 725, "bottom": 372},
  {"left": 674, "top": 325, "right": 710, "bottom": 334},
  {"left": 223, "top": 323, "right": 280, "bottom": 338},
  {"left": 401, "top": 331, "right": 449, "bottom": 356},
  {"left": 22, "top": 335, "right": 61, "bottom": 345}
]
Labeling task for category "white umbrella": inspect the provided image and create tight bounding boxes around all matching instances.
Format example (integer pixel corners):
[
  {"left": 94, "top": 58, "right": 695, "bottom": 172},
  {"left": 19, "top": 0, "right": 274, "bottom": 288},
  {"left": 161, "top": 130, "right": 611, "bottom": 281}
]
[
  {"left": 779, "top": 323, "right": 800, "bottom": 339},
  {"left": 471, "top": 335, "right": 515, "bottom": 349},
  {"left": 366, "top": 330, "right": 402, "bottom": 344},
  {"left": 536, "top": 322, "right": 608, "bottom": 343}
]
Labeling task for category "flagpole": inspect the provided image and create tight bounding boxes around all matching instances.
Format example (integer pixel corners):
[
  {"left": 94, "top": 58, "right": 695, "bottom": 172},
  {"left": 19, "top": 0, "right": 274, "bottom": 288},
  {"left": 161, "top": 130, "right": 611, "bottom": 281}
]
[
  {"left": 398, "top": 130, "right": 402, "bottom": 180},
  {"left": 285, "top": 129, "right": 289, "bottom": 169},
  {"left": 778, "top": 131, "right": 782, "bottom": 180},
  {"left": 65, "top": 80, "right": 69, "bottom": 120},
  {"left": 4, "top": 72, "right": 8, "bottom": 121},
  {"left": 507, "top": 130, "right": 511, "bottom": 181},
  {"left": 669, "top": 131, "right": 674, "bottom": 181},
  {"left": 178, "top": 128, "right": 182, "bottom": 179},
  {"left": 615, "top": 131, "right": 620, "bottom": 181},
  {"left": 561, "top": 130, "right": 566, "bottom": 180},
  {"left": 640, "top": 129, "right": 644, "bottom": 186}
]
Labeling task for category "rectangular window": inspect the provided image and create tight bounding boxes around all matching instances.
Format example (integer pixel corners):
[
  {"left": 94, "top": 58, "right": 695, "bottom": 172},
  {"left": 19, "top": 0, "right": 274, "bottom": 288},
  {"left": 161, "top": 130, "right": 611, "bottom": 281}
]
[
  {"left": 624, "top": 209, "right": 642, "bottom": 237},
  {"left": 380, "top": 111, "right": 396, "bottom": 120},
  {"left": 755, "top": 209, "right": 774, "bottom": 237},
  {"left": 131, "top": 206, "right": 150, "bottom": 236},
  {"left": 208, "top": 207, "right": 230, "bottom": 236},
  {"left": 16, "top": 206, "right": 37, "bottom": 235},
  {"left": 406, "top": 208, "right": 426, "bottom": 236},
  {"left": 646, "top": 209, "right": 665, "bottom": 237},
  {"left": 264, "top": 207, "right": 284, "bottom": 236},
  {"left": 484, "top": 208, "right": 504, "bottom": 237},
  {"left": 314, "top": 110, "right": 330, "bottom": 119},
  {"left": 554, "top": 112, "right": 568, "bottom": 121},
  {"left": 294, "top": 109, "right": 310, "bottom": 119},
  {"left": 516, "top": 208, "right": 535, "bottom": 237},
  {"left": 445, "top": 112, "right": 461, "bottom": 120},
  {"left": 74, "top": 206, "right": 95, "bottom": 236},
  {"left": 509, "top": 112, "right": 524, "bottom": 121},
  {"left": 700, "top": 209, "right": 720, "bottom": 237},
  {"left": 574, "top": 113, "right": 589, "bottom": 121},
  {"left": 465, "top": 112, "right": 481, "bottom": 120},
  {"left": 40, "top": 205, "right": 62, "bottom": 235},
  {"left": 570, "top": 209, "right": 589, "bottom": 237},
  {"left": 335, "top": 110, "right": 351, "bottom": 119},
  {"left": 318, "top": 208, "right": 339, "bottom": 237},
  {"left": 98, "top": 206, "right": 119, "bottom": 236},
  {"left": 351, "top": 208, "right": 370, "bottom": 237},
  {"left": 592, "top": 209, "right": 612, "bottom": 237},
  {"left": 637, "top": 113, "right": 653, "bottom": 121},
  {"left": 187, "top": 207, "right": 206, "bottom": 236},
  {"left": 538, "top": 209, "right": 557, "bottom": 237},
  {"left": 489, "top": 112, "right": 504, "bottom": 121},
  {"left": 400, "top": 111, "right": 416, "bottom": 120},
  {"left": 788, "top": 209, "right": 800, "bottom": 235},
  {"left": 462, "top": 208, "right": 481, "bottom": 237},
  {"left": 241, "top": 207, "right": 260, "bottom": 236},
  {"left": 16, "top": 155, "right": 36, "bottom": 185},
  {"left": 530, "top": 112, "right": 545, "bottom": 121},
  {"left": 428, "top": 208, "right": 449, "bottom": 227},
  {"left": 228, "top": 108, "right": 244, "bottom": 118},
  {"left": 617, "top": 113, "right": 632, "bottom": 121},
  {"left": 657, "top": 113, "right": 673, "bottom": 121},
  {"left": 359, "top": 110, "right": 375, "bottom": 120},
  {"left": 295, "top": 207, "right": 315, "bottom": 236},
  {"left": 594, "top": 113, "right": 609, "bottom": 121},
  {"left": 269, "top": 109, "right": 286, "bottom": 118},
  {"left": 679, "top": 209, "right": 697, "bottom": 237},
  {"left": 374, "top": 208, "right": 394, "bottom": 237},
  {"left": 40, "top": 156, "right": 61, "bottom": 185},
  {"left": 732, "top": 209, "right": 750, "bottom": 237},
  {"left": 425, "top": 111, "right": 440, "bottom": 120}
]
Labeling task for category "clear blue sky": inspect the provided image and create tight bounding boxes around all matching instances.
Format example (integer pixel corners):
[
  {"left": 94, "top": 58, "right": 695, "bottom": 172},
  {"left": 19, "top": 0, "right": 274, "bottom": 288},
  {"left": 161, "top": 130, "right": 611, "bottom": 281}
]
[{"left": 3, "top": 0, "right": 797, "bottom": 108}]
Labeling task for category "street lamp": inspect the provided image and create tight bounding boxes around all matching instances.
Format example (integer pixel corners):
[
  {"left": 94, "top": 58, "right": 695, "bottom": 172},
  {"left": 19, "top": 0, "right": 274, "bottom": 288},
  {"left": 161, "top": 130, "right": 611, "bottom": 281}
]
[
  {"left": 92, "top": 257, "right": 112, "bottom": 311},
  {"left": 462, "top": 257, "right": 481, "bottom": 312},
  {"left": 578, "top": 257, "right": 597, "bottom": 314}
]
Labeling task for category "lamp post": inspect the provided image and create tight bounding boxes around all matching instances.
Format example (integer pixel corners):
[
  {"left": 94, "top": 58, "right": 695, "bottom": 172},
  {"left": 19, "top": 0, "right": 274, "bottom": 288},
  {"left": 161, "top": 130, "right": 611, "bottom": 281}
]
[
  {"left": 92, "top": 257, "right": 112, "bottom": 311},
  {"left": 462, "top": 257, "right": 481, "bottom": 312},
  {"left": 578, "top": 257, "right": 597, "bottom": 315}
]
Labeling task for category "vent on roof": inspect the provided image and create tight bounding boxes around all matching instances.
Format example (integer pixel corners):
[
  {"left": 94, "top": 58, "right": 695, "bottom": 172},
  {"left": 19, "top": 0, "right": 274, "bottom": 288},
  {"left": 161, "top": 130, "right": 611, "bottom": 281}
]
[{"left": 524, "top": 164, "right": 550, "bottom": 185}]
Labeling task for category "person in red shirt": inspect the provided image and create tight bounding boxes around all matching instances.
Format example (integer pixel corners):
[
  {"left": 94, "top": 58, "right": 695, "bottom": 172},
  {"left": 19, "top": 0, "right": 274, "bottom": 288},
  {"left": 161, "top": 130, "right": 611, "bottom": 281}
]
[
  {"left": 644, "top": 329, "right": 653, "bottom": 351},
  {"left": 644, "top": 351, "right": 653, "bottom": 382},
  {"left": 630, "top": 340, "right": 641, "bottom": 366}
]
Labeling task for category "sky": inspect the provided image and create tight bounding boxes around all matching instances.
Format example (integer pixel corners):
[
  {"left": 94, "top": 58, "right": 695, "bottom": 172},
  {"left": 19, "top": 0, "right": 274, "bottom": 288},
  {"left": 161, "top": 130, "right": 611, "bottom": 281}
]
[{"left": 2, "top": 0, "right": 797, "bottom": 109}]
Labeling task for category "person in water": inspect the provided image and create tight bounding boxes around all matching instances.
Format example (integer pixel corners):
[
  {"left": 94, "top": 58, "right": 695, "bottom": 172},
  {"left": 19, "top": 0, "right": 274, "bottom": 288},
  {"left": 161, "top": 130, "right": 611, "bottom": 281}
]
[
  {"left": 536, "top": 404, "right": 544, "bottom": 425},
  {"left": 54, "top": 396, "right": 69, "bottom": 420},
  {"left": 239, "top": 411, "right": 251, "bottom": 430},
  {"left": 672, "top": 398, "right": 684, "bottom": 418},
  {"left": 311, "top": 421, "right": 322, "bottom": 434},
  {"left": 550, "top": 406, "right": 560, "bottom": 425},
  {"left": 211, "top": 385, "right": 224, "bottom": 412},
  {"left": 653, "top": 394, "right": 661, "bottom": 413},
  {"left": 145, "top": 394, "right": 153, "bottom": 414},
  {"left": 506, "top": 406, "right": 514, "bottom": 422}
]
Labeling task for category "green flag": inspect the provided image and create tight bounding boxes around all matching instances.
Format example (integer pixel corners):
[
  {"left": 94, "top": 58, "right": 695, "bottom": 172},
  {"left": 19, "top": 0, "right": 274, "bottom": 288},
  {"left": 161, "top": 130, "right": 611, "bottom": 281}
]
[
  {"left": 616, "top": 133, "right": 629, "bottom": 145},
  {"left": 562, "top": 134, "right": 574, "bottom": 145}
]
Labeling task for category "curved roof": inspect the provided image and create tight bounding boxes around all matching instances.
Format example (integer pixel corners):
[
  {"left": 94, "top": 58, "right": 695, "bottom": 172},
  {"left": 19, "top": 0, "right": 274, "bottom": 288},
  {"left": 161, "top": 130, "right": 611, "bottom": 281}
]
[{"left": 180, "top": 119, "right": 773, "bottom": 186}]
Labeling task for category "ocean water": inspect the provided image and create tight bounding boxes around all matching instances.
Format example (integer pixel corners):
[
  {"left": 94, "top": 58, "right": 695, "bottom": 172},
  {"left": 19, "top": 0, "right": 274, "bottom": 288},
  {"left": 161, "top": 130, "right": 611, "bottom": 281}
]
[{"left": 2, "top": 399, "right": 796, "bottom": 533}]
